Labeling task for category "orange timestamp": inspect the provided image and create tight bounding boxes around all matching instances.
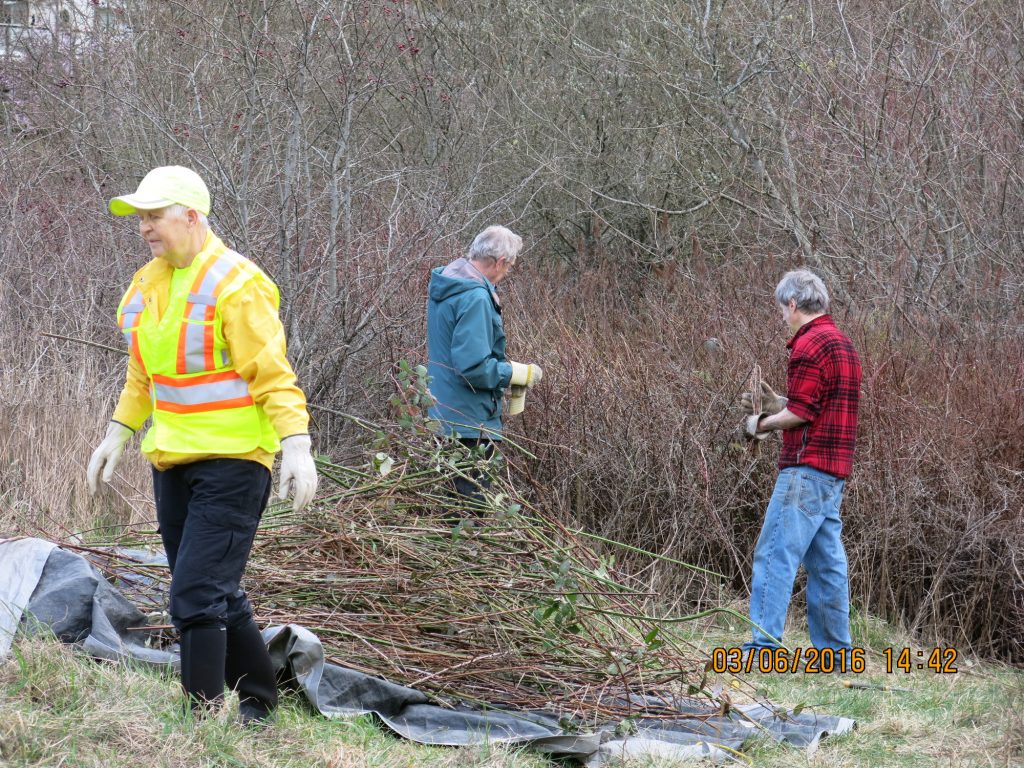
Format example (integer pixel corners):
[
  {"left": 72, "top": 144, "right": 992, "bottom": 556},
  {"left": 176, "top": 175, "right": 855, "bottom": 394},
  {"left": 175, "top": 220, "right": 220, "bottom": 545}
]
[
  {"left": 710, "top": 646, "right": 867, "bottom": 674},
  {"left": 884, "top": 647, "right": 958, "bottom": 674}
]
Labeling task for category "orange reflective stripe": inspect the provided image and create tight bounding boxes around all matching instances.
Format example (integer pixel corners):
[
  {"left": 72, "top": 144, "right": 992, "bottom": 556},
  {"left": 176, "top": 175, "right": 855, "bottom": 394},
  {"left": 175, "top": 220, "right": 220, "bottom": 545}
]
[
  {"left": 131, "top": 333, "right": 147, "bottom": 375},
  {"left": 152, "top": 370, "right": 244, "bottom": 387},
  {"left": 118, "top": 287, "right": 148, "bottom": 374},
  {"left": 175, "top": 252, "right": 250, "bottom": 375},
  {"left": 176, "top": 314, "right": 189, "bottom": 374},
  {"left": 211, "top": 263, "right": 244, "bottom": 298},
  {"left": 204, "top": 304, "right": 217, "bottom": 370},
  {"left": 152, "top": 370, "right": 253, "bottom": 414},
  {"left": 155, "top": 396, "right": 254, "bottom": 414},
  {"left": 177, "top": 301, "right": 217, "bottom": 375},
  {"left": 190, "top": 256, "right": 219, "bottom": 298},
  {"left": 181, "top": 254, "right": 221, "bottom": 375},
  {"left": 206, "top": 263, "right": 244, "bottom": 368}
]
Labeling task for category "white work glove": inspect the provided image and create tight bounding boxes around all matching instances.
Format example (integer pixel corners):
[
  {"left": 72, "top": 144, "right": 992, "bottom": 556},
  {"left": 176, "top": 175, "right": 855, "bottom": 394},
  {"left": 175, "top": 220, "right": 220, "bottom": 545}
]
[
  {"left": 509, "top": 362, "right": 543, "bottom": 388},
  {"left": 278, "top": 434, "right": 318, "bottom": 512},
  {"left": 740, "top": 381, "right": 787, "bottom": 416},
  {"left": 86, "top": 421, "right": 134, "bottom": 494}
]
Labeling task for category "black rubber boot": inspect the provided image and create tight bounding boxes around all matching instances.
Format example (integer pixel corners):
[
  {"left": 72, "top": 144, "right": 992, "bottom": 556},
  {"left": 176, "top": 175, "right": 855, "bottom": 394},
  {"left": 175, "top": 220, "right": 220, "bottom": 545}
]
[
  {"left": 225, "top": 620, "right": 278, "bottom": 724},
  {"left": 179, "top": 625, "right": 227, "bottom": 715}
]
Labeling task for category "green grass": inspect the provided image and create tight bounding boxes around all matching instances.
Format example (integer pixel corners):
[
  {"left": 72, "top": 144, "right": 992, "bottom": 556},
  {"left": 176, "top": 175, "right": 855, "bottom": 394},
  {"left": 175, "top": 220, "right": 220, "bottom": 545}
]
[
  {"left": 675, "top": 610, "right": 1024, "bottom": 768},
  {"left": 1, "top": 615, "right": 1021, "bottom": 767},
  {"left": 0, "top": 635, "right": 550, "bottom": 768}
]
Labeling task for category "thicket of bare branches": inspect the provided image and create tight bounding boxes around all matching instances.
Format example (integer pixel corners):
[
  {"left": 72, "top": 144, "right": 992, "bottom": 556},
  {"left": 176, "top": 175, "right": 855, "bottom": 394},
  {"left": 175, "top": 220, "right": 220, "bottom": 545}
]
[{"left": 1, "top": 0, "right": 1021, "bottom": 659}]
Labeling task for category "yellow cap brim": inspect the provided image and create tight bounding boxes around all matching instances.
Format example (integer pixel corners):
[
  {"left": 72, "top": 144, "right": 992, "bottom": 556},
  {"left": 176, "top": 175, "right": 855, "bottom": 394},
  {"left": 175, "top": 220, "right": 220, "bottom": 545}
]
[{"left": 109, "top": 195, "right": 176, "bottom": 216}]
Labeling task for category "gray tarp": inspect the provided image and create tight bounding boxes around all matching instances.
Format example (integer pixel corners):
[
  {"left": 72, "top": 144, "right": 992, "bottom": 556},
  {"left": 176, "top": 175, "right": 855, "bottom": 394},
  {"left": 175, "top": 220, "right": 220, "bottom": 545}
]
[{"left": 0, "top": 537, "right": 856, "bottom": 764}]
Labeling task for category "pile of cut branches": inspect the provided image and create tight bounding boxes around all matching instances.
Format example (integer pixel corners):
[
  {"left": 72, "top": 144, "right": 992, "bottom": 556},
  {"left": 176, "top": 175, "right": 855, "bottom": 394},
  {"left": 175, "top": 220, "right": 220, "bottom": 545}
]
[
  {"left": 249, "top": 460, "right": 720, "bottom": 720},
  {"left": 83, "top": 367, "right": 738, "bottom": 723}
]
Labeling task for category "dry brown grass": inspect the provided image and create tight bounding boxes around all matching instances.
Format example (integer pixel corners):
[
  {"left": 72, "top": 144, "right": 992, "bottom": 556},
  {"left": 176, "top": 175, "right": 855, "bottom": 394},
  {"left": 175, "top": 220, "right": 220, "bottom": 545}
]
[{"left": 0, "top": 357, "right": 155, "bottom": 539}]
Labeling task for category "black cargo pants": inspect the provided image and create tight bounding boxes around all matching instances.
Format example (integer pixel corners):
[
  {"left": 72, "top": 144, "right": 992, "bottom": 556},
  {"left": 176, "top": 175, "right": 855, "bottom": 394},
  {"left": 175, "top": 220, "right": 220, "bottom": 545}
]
[{"left": 152, "top": 458, "right": 272, "bottom": 632}]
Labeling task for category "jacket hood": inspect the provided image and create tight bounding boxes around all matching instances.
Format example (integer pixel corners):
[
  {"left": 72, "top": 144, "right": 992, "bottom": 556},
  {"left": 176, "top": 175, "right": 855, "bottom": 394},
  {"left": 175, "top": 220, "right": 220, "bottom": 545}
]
[{"left": 428, "top": 258, "right": 496, "bottom": 303}]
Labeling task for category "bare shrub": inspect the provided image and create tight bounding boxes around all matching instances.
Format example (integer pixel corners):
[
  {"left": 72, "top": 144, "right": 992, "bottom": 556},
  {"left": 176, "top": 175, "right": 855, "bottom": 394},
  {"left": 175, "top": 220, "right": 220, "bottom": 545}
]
[
  {"left": 0, "top": 0, "right": 1021, "bottom": 660},
  {"left": 503, "top": 261, "right": 1024, "bottom": 660}
]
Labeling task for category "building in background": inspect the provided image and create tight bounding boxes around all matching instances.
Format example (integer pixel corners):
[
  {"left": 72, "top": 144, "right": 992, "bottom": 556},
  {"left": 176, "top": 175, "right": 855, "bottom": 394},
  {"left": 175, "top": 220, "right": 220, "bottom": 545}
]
[{"left": 2, "top": 0, "right": 125, "bottom": 58}]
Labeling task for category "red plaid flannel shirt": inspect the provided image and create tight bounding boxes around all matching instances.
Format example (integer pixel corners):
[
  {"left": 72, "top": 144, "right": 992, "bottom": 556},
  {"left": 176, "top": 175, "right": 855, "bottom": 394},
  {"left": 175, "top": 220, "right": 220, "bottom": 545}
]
[{"left": 780, "top": 315, "right": 862, "bottom": 479}]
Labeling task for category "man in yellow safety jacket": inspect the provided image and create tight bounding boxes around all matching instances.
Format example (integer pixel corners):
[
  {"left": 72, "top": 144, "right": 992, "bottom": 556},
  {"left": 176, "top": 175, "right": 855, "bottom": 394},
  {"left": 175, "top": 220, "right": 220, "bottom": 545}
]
[{"left": 86, "top": 165, "right": 318, "bottom": 723}]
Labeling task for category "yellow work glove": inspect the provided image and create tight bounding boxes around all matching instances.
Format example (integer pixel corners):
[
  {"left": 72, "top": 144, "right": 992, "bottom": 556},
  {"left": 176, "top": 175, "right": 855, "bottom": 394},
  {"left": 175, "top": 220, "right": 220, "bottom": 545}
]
[
  {"left": 278, "top": 434, "right": 318, "bottom": 512},
  {"left": 740, "top": 381, "right": 787, "bottom": 416},
  {"left": 507, "top": 385, "right": 528, "bottom": 416},
  {"left": 509, "top": 362, "right": 543, "bottom": 388},
  {"left": 86, "top": 421, "right": 134, "bottom": 494}
]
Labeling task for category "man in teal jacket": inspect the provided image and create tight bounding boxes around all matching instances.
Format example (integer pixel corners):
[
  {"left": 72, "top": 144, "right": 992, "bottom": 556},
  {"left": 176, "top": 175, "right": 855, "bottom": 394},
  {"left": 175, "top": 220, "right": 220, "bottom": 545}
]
[{"left": 427, "top": 225, "right": 543, "bottom": 499}]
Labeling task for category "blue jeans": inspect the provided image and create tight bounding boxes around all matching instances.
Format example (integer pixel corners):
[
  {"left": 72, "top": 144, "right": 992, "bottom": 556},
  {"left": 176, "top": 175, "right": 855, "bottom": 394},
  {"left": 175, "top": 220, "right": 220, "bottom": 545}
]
[{"left": 744, "top": 466, "right": 851, "bottom": 651}]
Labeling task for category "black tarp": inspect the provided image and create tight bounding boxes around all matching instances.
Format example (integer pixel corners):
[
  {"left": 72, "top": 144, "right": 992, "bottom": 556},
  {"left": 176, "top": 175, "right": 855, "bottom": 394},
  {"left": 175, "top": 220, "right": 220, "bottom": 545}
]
[{"left": 0, "top": 537, "right": 856, "bottom": 764}]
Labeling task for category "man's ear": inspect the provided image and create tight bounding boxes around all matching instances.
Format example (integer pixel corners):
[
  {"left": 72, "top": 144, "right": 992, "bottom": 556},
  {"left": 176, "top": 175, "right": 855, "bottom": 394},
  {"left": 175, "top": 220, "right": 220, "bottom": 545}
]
[{"left": 186, "top": 208, "right": 201, "bottom": 226}]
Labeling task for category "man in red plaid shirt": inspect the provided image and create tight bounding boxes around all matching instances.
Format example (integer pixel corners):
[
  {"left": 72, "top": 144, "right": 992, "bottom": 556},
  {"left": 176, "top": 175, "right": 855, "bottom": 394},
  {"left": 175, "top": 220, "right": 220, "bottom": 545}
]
[{"left": 740, "top": 269, "right": 862, "bottom": 658}]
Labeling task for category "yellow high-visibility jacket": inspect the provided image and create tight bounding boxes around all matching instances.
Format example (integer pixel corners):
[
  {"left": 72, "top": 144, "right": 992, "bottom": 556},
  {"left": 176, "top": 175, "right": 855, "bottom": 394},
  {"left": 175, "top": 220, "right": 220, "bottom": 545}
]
[{"left": 111, "top": 231, "right": 309, "bottom": 471}]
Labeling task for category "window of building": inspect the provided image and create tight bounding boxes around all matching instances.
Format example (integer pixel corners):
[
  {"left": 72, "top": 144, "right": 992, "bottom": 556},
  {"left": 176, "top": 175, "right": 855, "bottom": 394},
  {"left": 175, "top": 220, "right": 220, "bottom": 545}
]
[
  {"left": 1, "top": 1, "right": 30, "bottom": 27},
  {"left": 95, "top": 7, "right": 116, "bottom": 29}
]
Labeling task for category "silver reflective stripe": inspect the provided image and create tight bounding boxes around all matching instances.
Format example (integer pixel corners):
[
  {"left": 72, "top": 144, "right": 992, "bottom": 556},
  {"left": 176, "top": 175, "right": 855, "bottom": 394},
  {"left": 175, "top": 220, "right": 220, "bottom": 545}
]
[
  {"left": 177, "top": 252, "right": 257, "bottom": 374},
  {"left": 120, "top": 301, "right": 145, "bottom": 330},
  {"left": 179, "top": 253, "right": 242, "bottom": 373},
  {"left": 193, "top": 252, "right": 242, "bottom": 297},
  {"left": 154, "top": 376, "right": 250, "bottom": 406},
  {"left": 183, "top": 322, "right": 208, "bottom": 373},
  {"left": 185, "top": 304, "right": 208, "bottom": 322},
  {"left": 183, "top": 297, "right": 213, "bottom": 373}
]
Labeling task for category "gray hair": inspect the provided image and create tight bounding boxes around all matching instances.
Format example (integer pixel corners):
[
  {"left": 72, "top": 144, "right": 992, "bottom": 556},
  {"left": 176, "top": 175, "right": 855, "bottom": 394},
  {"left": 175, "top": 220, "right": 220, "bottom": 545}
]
[
  {"left": 166, "top": 203, "right": 210, "bottom": 228},
  {"left": 774, "top": 269, "right": 830, "bottom": 313},
  {"left": 468, "top": 225, "right": 523, "bottom": 264}
]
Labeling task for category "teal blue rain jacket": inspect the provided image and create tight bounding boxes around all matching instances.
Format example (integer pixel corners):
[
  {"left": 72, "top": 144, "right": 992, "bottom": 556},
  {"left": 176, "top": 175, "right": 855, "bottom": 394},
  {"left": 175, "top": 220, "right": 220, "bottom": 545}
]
[{"left": 426, "top": 259, "right": 513, "bottom": 438}]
